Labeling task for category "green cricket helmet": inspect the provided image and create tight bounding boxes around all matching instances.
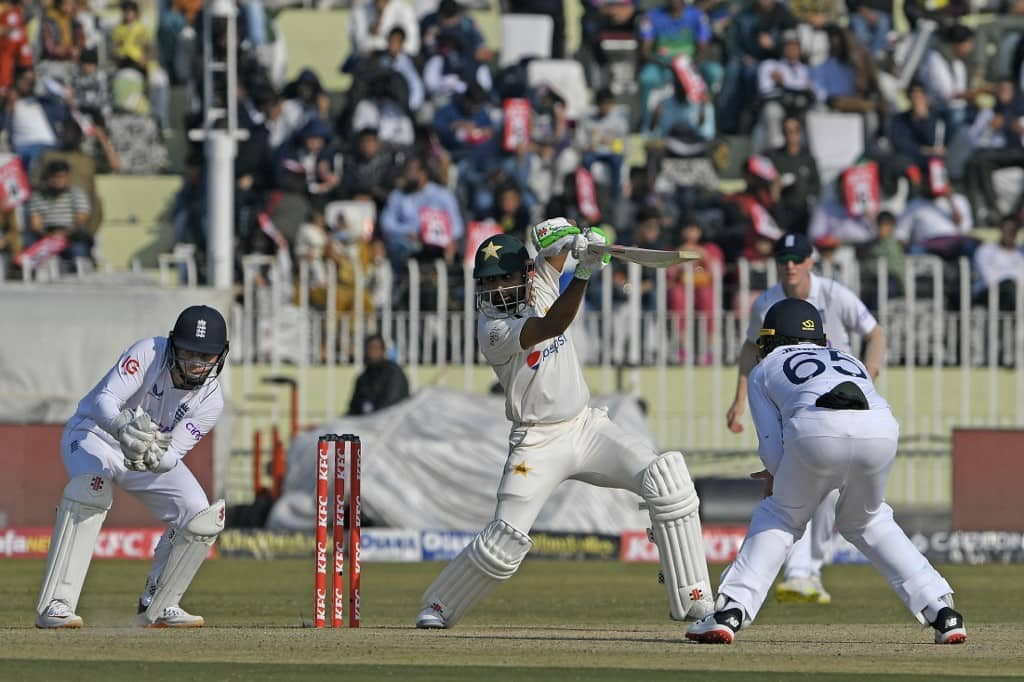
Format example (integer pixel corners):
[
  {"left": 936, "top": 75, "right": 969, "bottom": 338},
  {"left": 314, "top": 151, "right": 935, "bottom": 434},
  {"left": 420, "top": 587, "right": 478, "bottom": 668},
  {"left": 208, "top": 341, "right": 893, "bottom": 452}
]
[
  {"left": 757, "top": 298, "right": 827, "bottom": 358},
  {"left": 473, "top": 233, "right": 535, "bottom": 318}
]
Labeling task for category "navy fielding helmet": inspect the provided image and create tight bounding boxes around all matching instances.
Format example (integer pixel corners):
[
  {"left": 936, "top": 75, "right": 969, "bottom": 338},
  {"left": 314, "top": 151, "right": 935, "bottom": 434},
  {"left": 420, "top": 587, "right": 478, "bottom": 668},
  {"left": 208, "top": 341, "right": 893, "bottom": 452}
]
[
  {"left": 167, "top": 305, "right": 230, "bottom": 388},
  {"left": 757, "top": 298, "right": 827, "bottom": 358},
  {"left": 474, "top": 234, "right": 535, "bottom": 317}
]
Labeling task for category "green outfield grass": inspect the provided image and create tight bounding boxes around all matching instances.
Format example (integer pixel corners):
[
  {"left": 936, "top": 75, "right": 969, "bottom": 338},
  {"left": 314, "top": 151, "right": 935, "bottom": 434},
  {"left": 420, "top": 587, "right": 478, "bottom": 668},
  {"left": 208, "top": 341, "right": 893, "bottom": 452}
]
[{"left": 2, "top": 559, "right": 1020, "bottom": 680}]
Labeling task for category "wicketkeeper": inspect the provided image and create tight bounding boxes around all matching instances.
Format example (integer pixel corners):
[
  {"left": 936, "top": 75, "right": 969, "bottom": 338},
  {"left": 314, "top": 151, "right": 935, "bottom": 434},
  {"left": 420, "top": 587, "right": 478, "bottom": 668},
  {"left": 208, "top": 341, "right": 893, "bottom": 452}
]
[
  {"left": 415, "top": 218, "right": 714, "bottom": 629},
  {"left": 35, "top": 305, "right": 229, "bottom": 628}
]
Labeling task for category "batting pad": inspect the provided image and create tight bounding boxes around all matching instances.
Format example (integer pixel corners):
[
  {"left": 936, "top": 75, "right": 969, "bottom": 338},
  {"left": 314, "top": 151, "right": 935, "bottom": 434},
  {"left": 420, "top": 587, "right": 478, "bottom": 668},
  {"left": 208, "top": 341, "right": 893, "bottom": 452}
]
[
  {"left": 37, "top": 474, "right": 113, "bottom": 614},
  {"left": 142, "top": 500, "right": 225, "bottom": 622},
  {"left": 641, "top": 451, "right": 713, "bottom": 621},
  {"left": 420, "top": 518, "right": 532, "bottom": 627}
]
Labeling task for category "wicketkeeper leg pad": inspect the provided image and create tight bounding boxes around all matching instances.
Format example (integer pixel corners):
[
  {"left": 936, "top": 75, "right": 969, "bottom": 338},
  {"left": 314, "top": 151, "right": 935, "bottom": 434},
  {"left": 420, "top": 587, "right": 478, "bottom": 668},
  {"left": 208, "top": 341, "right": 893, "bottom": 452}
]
[
  {"left": 141, "top": 500, "right": 225, "bottom": 623},
  {"left": 641, "top": 451, "right": 713, "bottom": 621},
  {"left": 37, "top": 474, "right": 113, "bottom": 615},
  {"left": 420, "top": 518, "right": 532, "bottom": 628}
]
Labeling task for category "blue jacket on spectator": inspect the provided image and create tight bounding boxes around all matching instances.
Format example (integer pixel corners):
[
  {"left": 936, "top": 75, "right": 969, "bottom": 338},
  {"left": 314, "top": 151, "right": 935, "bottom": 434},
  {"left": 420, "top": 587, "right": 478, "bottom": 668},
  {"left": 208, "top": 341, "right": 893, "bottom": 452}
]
[{"left": 433, "top": 97, "right": 496, "bottom": 158}]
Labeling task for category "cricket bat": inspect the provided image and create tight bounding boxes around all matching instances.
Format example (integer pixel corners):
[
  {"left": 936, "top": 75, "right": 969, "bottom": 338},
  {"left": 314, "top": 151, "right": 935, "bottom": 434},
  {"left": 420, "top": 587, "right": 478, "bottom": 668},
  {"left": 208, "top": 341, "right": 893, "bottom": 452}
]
[{"left": 588, "top": 244, "right": 701, "bottom": 268}]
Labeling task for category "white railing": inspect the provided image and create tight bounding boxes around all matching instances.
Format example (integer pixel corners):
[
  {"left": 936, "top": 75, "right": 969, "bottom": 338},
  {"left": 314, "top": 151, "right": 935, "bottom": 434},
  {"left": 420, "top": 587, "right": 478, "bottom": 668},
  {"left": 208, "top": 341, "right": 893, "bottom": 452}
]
[{"left": 223, "top": 253, "right": 1024, "bottom": 453}]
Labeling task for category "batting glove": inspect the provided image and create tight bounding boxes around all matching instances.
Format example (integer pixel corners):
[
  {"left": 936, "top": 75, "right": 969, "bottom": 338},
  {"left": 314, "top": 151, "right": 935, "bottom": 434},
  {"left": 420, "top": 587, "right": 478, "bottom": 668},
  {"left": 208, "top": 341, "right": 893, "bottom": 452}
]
[
  {"left": 573, "top": 227, "right": 611, "bottom": 280},
  {"left": 531, "top": 217, "right": 580, "bottom": 257}
]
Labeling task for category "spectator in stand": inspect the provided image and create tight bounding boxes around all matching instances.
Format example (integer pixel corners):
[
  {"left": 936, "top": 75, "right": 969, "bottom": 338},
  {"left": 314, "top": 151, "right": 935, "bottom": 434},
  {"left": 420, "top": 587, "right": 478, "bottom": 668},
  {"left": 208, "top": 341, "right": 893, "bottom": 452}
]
[
  {"left": 422, "top": 25, "right": 493, "bottom": 103},
  {"left": 807, "top": 169, "right": 881, "bottom": 246},
  {"left": 895, "top": 182, "right": 974, "bottom": 259},
  {"left": 27, "top": 158, "right": 93, "bottom": 264},
  {"left": 112, "top": 0, "right": 170, "bottom": 129},
  {"left": 294, "top": 209, "right": 375, "bottom": 318},
  {"left": 339, "top": 127, "right": 399, "bottom": 210},
  {"left": 380, "top": 154, "right": 464, "bottom": 268},
  {"left": 40, "top": 0, "right": 84, "bottom": 64},
  {"left": 846, "top": 0, "right": 892, "bottom": 59},
  {"left": 972, "top": 214, "right": 1024, "bottom": 310},
  {"left": 858, "top": 209, "right": 905, "bottom": 306},
  {"left": 3, "top": 67, "right": 69, "bottom": 173},
  {"left": 717, "top": 0, "right": 797, "bottom": 134},
  {"left": 171, "top": 150, "right": 206, "bottom": 280},
  {"left": 350, "top": 79, "right": 417, "bottom": 149},
  {"left": 361, "top": 27, "right": 425, "bottom": 114},
  {"left": 668, "top": 216, "right": 724, "bottom": 365},
  {"left": 756, "top": 30, "right": 814, "bottom": 151},
  {"left": 727, "top": 155, "right": 784, "bottom": 262},
  {"left": 890, "top": 81, "right": 947, "bottom": 169},
  {"left": 348, "top": 334, "right": 410, "bottom": 416},
  {"left": 650, "top": 68, "right": 715, "bottom": 140},
  {"left": 579, "top": 0, "right": 637, "bottom": 88},
  {"left": 280, "top": 69, "right": 331, "bottom": 140},
  {"left": 811, "top": 25, "right": 884, "bottom": 139},
  {"left": 276, "top": 118, "right": 339, "bottom": 201},
  {"left": 962, "top": 80, "right": 1024, "bottom": 226},
  {"left": 636, "top": 0, "right": 720, "bottom": 130},
  {"left": 0, "top": 0, "right": 32, "bottom": 95},
  {"left": 434, "top": 83, "right": 504, "bottom": 214},
  {"left": 420, "top": 0, "right": 492, "bottom": 63},
  {"left": 577, "top": 87, "right": 629, "bottom": 200},
  {"left": 72, "top": 48, "right": 111, "bottom": 127},
  {"left": 347, "top": 0, "right": 420, "bottom": 72},
  {"left": 918, "top": 24, "right": 987, "bottom": 133},
  {"left": 32, "top": 119, "right": 118, "bottom": 235},
  {"left": 491, "top": 182, "right": 531, "bottom": 240},
  {"left": 111, "top": 0, "right": 150, "bottom": 73},
  {"left": 786, "top": 0, "right": 839, "bottom": 67},
  {"left": 632, "top": 207, "right": 668, "bottom": 309},
  {"left": 768, "top": 115, "right": 820, "bottom": 233}
]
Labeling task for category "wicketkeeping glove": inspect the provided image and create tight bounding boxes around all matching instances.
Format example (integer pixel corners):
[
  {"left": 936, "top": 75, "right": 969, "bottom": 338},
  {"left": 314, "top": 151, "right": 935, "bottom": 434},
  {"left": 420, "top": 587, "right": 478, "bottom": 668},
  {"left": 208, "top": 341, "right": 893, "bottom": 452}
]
[
  {"left": 108, "top": 407, "right": 157, "bottom": 470},
  {"left": 142, "top": 431, "right": 174, "bottom": 472},
  {"left": 573, "top": 227, "right": 612, "bottom": 280},
  {"left": 531, "top": 217, "right": 581, "bottom": 257}
]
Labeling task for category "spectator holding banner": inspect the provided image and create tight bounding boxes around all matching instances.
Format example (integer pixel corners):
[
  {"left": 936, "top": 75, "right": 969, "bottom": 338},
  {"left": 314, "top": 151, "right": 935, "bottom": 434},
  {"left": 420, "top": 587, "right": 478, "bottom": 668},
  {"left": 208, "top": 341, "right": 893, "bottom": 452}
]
[
  {"left": 27, "top": 159, "right": 93, "bottom": 265},
  {"left": 380, "top": 154, "right": 464, "bottom": 269}
]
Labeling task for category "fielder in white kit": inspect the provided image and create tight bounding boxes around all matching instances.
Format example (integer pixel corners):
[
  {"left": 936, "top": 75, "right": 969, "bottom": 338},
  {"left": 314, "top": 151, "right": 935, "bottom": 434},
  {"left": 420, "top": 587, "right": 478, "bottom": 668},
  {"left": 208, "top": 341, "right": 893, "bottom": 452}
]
[
  {"left": 35, "top": 305, "right": 229, "bottom": 629},
  {"left": 415, "top": 220, "right": 714, "bottom": 629},
  {"left": 687, "top": 298, "right": 966, "bottom": 645},
  {"left": 726, "top": 233, "right": 886, "bottom": 604}
]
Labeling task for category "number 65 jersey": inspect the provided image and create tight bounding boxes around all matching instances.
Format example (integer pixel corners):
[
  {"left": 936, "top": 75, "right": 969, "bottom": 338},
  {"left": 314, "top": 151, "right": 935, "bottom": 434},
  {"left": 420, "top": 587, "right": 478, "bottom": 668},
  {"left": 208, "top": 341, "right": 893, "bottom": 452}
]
[{"left": 747, "top": 344, "right": 891, "bottom": 472}]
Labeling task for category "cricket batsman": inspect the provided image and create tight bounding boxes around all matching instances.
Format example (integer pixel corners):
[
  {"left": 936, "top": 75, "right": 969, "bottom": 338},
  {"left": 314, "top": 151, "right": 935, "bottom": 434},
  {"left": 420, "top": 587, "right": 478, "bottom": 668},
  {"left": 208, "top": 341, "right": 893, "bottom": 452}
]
[
  {"left": 415, "top": 218, "right": 714, "bottom": 629},
  {"left": 35, "top": 305, "right": 229, "bottom": 628}
]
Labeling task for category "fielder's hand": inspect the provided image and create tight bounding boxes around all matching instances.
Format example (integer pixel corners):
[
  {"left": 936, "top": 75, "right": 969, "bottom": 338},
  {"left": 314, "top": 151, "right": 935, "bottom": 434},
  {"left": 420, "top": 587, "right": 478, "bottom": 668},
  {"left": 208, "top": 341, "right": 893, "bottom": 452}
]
[
  {"left": 726, "top": 399, "right": 744, "bottom": 433},
  {"left": 573, "top": 227, "right": 611, "bottom": 280},
  {"left": 531, "top": 217, "right": 580, "bottom": 257}
]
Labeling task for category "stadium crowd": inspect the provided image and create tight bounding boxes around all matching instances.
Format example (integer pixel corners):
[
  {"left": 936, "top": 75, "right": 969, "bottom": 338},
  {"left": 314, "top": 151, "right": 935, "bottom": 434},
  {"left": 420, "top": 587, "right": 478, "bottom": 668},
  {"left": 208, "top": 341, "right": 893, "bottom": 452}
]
[{"left": 1, "top": 0, "right": 1023, "bottom": 326}]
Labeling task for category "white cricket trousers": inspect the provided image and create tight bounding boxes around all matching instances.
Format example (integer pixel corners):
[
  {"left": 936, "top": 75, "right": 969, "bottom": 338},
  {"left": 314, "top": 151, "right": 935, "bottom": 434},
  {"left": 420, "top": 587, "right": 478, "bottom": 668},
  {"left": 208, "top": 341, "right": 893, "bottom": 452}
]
[
  {"left": 719, "top": 408, "right": 953, "bottom": 622},
  {"left": 494, "top": 406, "right": 658, "bottom": 531},
  {"left": 61, "top": 426, "right": 211, "bottom": 585}
]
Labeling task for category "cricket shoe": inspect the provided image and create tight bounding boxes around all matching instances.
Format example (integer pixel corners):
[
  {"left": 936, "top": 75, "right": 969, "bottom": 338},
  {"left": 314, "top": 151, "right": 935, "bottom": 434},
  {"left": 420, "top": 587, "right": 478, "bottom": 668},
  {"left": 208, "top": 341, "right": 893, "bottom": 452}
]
[
  {"left": 415, "top": 605, "right": 446, "bottom": 629},
  {"left": 931, "top": 607, "right": 967, "bottom": 644},
  {"left": 775, "top": 576, "right": 830, "bottom": 604},
  {"left": 135, "top": 603, "right": 205, "bottom": 628},
  {"left": 35, "top": 600, "right": 84, "bottom": 629},
  {"left": 685, "top": 608, "right": 743, "bottom": 644}
]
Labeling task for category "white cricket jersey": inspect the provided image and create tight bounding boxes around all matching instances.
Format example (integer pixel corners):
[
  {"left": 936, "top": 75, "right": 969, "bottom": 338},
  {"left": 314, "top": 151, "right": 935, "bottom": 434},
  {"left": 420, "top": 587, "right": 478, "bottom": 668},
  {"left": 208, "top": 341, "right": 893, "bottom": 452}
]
[
  {"left": 748, "top": 344, "right": 890, "bottom": 473},
  {"left": 745, "top": 273, "right": 877, "bottom": 353},
  {"left": 67, "top": 337, "right": 224, "bottom": 471},
  {"left": 478, "top": 256, "right": 590, "bottom": 425}
]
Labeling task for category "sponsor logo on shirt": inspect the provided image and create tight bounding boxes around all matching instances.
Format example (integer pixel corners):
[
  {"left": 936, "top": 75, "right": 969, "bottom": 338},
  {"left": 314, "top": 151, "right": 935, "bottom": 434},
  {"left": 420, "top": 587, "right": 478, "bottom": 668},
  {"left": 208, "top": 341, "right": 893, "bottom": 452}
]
[
  {"left": 122, "top": 357, "right": 140, "bottom": 375},
  {"left": 526, "top": 335, "right": 566, "bottom": 370}
]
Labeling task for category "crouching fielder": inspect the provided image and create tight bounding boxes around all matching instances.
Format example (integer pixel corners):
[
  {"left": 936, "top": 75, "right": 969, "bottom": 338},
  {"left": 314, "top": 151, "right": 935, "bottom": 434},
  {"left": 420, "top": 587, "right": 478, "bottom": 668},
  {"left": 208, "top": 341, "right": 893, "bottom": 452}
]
[
  {"left": 686, "top": 298, "right": 966, "bottom": 645},
  {"left": 35, "top": 305, "right": 228, "bottom": 629},
  {"left": 415, "top": 220, "right": 713, "bottom": 629}
]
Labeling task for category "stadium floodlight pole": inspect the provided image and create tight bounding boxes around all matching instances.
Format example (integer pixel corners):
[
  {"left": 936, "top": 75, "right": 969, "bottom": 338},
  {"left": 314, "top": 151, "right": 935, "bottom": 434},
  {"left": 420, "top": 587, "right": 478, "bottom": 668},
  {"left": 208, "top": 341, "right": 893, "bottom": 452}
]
[{"left": 189, "top": 0, "right": 248, "bottom": 289}]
